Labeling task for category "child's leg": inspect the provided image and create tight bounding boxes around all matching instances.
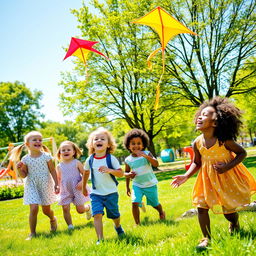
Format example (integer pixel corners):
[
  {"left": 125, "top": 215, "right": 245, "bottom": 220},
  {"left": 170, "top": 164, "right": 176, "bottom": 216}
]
[
  {"left": 224, "top": 212, "right": 239, "bottom": 233},
  {"left": 132, "top": 203, "right": 140, "bottom": 224},
  {"left": 197, "top": 207, "right": 211, "bottom": 238},
  {"left": 94, "top": 213, "right": 104, "bottom": 240},
  {"left": 42, "top": 205, "right": 57, "bottom": 231},
  {"left": 112, "top": 216, "right": 120, "bottom": 228},
  {"left": 62, "top": 204, "right": 72, "bottom": 226},
  {"left": 29, "top": 204, "right": 39, "bottom": 235},
  {"left": 153, "top": 204, "right": 165, "bottom": 219}
]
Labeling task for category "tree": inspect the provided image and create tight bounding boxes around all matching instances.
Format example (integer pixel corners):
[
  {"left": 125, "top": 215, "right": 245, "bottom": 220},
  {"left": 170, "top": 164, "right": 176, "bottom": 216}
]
[
  {"left": 162, "top": 0, "right": 256, "bottom": 105},
  {"left": 60, "top": 0, "right": 195, "bottom": 156},
  {"left": 0, "top": 81, "right": 43, "bottom": 145}
]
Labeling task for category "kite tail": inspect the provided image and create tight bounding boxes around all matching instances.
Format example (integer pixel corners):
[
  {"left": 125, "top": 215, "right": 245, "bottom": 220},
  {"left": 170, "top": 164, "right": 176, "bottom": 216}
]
[
  {"left": 147, "top": 47, "right": 162, "bottom": 70},
  {"left": 154, "top": 49, "right": 165, "bottom": 110}
]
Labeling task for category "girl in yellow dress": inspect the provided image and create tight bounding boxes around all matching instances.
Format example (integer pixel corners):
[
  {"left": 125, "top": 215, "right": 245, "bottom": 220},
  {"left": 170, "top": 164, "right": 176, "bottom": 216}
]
[{"left": 171, "top": 97, "right": 256, "bottom": 250}]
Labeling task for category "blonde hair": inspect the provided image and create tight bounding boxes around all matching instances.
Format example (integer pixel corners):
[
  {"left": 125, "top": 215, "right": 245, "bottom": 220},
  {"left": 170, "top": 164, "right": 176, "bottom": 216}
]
[
  {"left": 9, "top": 131, "right": 50, "bottom": 162},
  {"left": 86, "top": 127, "right": 116, "bottom": 155},
  {"left": 56, "top": 140, "right": 83, "bottom": 161}
]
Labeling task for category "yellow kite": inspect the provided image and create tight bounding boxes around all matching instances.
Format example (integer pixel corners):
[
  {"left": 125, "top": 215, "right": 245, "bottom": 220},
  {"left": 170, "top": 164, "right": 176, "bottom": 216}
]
[{"left": 132, "top": 6, "right": 197, "bottom": 109}]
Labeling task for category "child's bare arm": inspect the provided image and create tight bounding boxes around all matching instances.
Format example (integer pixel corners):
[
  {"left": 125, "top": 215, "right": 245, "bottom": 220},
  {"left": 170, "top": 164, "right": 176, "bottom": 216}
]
[
  {"left": 17, "top": 162, "right": 28, "bottom": 178},
  {"left": 82, "top": 168, "right": 90, "bottom": 196},
  {"left": 171, "top": 141, "right": 201, "bottom": 187},
  {"left": 213, "top": 140, "right": 246, "bottom": 174},
  {"left": 136, "top": 151, "right": 159, "bottom": 167},
  {"left": 124, "top": 163, "right": 132, "bottom": 196},
  {"left": 98, "top": 166, "right": 124, "bottom": 177},
  {"left": 47, "top": 160, "right": 60, "bottom": 194}
]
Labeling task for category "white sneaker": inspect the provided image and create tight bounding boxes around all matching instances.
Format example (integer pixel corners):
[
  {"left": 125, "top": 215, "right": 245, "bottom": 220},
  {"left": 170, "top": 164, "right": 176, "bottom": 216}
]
[
  {"left": 86, "top": 205, "right": 92, "bottom": 220},
  {"left": 68, "top": 224, "right": 74, "bottom": 230},
  {"left": 140, "top": 202, "right": 146, "bottom": 213}
]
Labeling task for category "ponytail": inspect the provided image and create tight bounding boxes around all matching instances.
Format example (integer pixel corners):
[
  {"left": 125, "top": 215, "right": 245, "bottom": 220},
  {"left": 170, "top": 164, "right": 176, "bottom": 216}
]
[
  {"left": 42, "top": 145, "right": 51, "bottom": 154},
  {"left": 9, "top": 144, "right": 26, "bottom": 162}
]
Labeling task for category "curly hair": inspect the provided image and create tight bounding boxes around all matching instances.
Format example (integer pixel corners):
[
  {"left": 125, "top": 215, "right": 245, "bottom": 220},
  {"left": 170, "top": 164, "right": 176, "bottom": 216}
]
[
  {"left": 195, "top": 96, "right": 243, "bottom": 142},
  {"left": 56, "top": 140, "right": 83, "bottom": 161},
  {"left": 86, "top": 127, "right": 116, "bottom": 155},
  {"left": 123, "top": 128, "right": 150, "bottom": 152}
]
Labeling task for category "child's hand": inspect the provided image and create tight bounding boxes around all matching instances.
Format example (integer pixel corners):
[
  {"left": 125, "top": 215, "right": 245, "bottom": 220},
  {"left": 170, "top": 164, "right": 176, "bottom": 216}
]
[
  {"left": 17, "top": 161, "right": 25, "bottom": 170},
  {"left": 213, "top": 162, "right": 227, "bottom": 174},
  {"left": 76, "top": 181, "right": 82, "bottom": 190},
  {"left": 98, "top": 166, "right": 110, "bottom": 174},
  {"left": 171, "top": 175, "right": 188, "bottom": 188},
  {"left": 82, "top": 188, "right": 88, "bottom": 197},
  {"left": 126, "top": 187, "right": 131, "bottom": 196},
  {"left": 134, "top": 150, "right": 146, "bottom": 157},
  {"left": 54, "top": 185, "right": 60, "bottom": 194},
  {"left": 125, "top": 171, "right": 136, "bottom": 179}
]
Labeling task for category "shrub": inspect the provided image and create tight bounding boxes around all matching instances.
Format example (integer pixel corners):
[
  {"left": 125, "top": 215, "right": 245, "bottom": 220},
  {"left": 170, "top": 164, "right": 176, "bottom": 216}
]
[{"left": 0, "top": 184, "right": 24, "bottom": 200}]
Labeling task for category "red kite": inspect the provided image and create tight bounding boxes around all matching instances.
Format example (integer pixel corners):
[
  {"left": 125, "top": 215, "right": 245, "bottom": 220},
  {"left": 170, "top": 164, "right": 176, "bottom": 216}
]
[
  {"left": 132, "top": 6, "right": 197, "bottom": 109},
  {"left": 64, "top": 37, "right": 108, "bottom": 65}
]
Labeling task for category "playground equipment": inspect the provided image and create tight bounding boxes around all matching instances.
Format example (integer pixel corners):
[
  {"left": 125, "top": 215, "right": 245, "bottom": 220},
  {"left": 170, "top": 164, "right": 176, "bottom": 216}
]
[
  {"left": 183, "top": 146, "right": 194, "bottom": 170},
  {"left": 160, "top": 149, "right": 175, "bottom": 163},
  {"left": 0, "top": 137, "right": 57, "bottom": 180}
]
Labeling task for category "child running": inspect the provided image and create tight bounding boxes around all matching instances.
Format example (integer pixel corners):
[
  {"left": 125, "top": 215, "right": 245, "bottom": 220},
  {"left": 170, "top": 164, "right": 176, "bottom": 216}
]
[
  {"left": 82, "top": 127, "right": 124, "bottom": 244},
  {"left": 171, "top": 97, "right": 256, "bottom": 250},
  {"left": 123, "top": 128, "right": 165, "bottom": 225},
  {"left": 9, "top": 131, "right": 59, "bottom": 240},
  {"left": 56, "top": 141, "right": 91, "bottom": 230}
]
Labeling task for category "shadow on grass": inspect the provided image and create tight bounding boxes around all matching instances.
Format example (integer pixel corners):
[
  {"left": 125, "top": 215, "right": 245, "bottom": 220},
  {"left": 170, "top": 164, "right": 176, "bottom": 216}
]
[
  {"left": 107, "top": 233, "right": 146, "bottom": 246},
  {"left": 140, "top": 216, "right": 177, "bottom": 227},
  {"left": 242, "top": 156, "right": 256, "bottom": 169},
  {"left": 34, "top": 221, "right": 94, "bottom": 239},
  {"left": 238, "top": 227, "right": 256, "bottom": 240}
]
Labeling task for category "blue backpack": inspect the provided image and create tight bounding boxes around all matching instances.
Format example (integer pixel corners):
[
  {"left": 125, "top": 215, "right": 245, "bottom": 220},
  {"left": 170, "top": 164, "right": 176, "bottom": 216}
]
[{"left": 88, "top": 153, "right": 119, "bottom": 189}]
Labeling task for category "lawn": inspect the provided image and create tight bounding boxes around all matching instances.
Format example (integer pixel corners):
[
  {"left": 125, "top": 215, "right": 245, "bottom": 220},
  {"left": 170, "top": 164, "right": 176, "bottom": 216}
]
[{"left": 0, "top": 156, "right": 256, "bottom": 256}]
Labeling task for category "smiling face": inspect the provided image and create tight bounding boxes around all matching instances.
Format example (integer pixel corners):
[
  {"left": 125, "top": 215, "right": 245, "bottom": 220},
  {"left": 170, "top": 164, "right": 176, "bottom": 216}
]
[
  {"left": 196, "top": 106, "right": 217, "bottom": 131},
  {"left": 128, "top": 137, "right": 144, "bottom": 155},
  {"left": 92, "top": 132, "right": 109, "bottom": 154},
  {"left": 26, "top": 135, "right": 43, "bottom": 152},
  {"left": 59, "top": 143, "right": 75, "bottom": 161}
]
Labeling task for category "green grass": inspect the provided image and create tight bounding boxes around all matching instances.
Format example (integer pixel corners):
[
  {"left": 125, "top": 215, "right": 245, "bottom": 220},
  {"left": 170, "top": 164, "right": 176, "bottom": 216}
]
[{"left": 0, "top": 157, "right": 256, "bottom": 256}]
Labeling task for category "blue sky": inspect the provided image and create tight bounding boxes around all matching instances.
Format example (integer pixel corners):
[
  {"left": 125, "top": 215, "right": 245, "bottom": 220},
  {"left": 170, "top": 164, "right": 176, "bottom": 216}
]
[{"left": 0, "top": 0, "right": 84, "bottom": 122}]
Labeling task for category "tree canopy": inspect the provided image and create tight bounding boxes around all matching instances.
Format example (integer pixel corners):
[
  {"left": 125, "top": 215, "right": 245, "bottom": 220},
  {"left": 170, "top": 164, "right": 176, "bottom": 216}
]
[{"left": 0, "top": 81, "right": 43, "bottom": 145}]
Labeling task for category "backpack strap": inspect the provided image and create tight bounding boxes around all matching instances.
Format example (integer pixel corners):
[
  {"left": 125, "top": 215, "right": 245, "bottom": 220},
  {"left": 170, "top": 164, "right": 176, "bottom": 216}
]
[
  {"left": 89, "top": 153, "right": 119, "bottom": 190},
  {"left": 88, "top": 154, "right": 96, "bottom": 189},
  {"left": 106, "top": 154, "right": 119, "bottom": 186}
]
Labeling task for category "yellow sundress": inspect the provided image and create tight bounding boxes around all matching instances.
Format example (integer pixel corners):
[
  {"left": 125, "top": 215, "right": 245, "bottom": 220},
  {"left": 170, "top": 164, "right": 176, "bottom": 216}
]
[{"left": 193, "top": 135, "right": 256, "bottom": 214}]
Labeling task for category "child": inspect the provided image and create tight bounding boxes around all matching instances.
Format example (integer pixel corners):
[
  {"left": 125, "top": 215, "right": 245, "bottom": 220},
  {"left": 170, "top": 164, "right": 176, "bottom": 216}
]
[
  {"left": 56, "top": 141, "right": 91, "bottom": 230},
  {"left": 82, "top": 127, "right": 124, "bottom": 244},
  {"left": 123, "top": 128, "right": 165, "bottom": 225},
  {"left": 9, "top": 131, "right": 59, "bottom": 240},
  {"left": 171, "top": 97, "right": 256, "bottom": 250}
]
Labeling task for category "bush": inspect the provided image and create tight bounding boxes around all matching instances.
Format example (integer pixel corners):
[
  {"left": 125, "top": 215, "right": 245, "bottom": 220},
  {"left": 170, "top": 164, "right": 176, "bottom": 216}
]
[{"left": 0, "top": 184, "right": 24, "bottom": 200}]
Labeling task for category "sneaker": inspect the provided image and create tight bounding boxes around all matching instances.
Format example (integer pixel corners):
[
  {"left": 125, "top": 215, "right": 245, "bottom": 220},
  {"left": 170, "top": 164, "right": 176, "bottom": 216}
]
[
  {"left": 68, "top": 224, "right": 74, "bottom": 230},
  {"left": 96, "top": 239, "right": 103, "bottom": 245},
  {"left": 196, "top": 238, "right": 209, "bottom": 251},
  {"left": 25, "top": 233, "right": 36, "bottom": 241},
  {"left": 50, "top": 216, "right": 57, "bottom": 232},
  {"left": 114, "top": 225, "right": 125, "bottom": 236},
  {"left": 140, "top": 202, "right": 146, "bottom": 213},
  {"left": 85, "top": 205, "right": 92, "bottom": 220}
]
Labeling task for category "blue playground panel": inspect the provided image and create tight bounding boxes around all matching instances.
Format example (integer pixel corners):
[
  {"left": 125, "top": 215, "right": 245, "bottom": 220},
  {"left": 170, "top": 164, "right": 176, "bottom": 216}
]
[{"left": 160, "top": 149, "right": 175, "bottom": 163}]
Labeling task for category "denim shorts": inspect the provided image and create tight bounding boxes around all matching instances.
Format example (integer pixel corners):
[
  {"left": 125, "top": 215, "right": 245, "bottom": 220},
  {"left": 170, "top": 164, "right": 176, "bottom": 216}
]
[
  {"left": 132, "top": 185, "right": 159, "bottom": 207},
  {"left": 90, "top": 192, "right": 120, "bottom": 219}
]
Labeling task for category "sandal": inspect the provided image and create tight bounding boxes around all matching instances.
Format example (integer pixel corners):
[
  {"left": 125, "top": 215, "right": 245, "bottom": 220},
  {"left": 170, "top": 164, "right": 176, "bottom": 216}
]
[
  {"left": 229, "top": 221, "right": 240, "bottom": 234},
  {"left": 160, "top": 211, "right": 166, "bottom": 220},
  {"left": 196, "top": 237, "right": 209, "bottom": 251},
  {"left": 50, "top": 216, "right": 57, "bottom": 232},
  {"left": 25, "top": 233, "right": 36, "bottom": 241}
]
